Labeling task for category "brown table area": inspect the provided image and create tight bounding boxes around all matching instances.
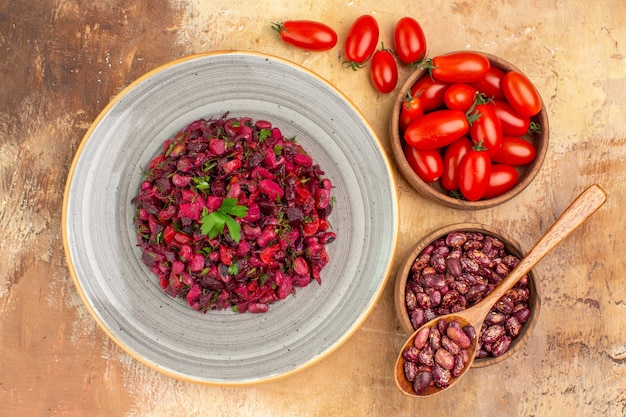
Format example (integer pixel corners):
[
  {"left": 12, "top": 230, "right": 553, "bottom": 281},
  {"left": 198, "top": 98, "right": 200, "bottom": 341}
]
[{"left": 1, "top": 1, "right": 625, "bottom": 415}]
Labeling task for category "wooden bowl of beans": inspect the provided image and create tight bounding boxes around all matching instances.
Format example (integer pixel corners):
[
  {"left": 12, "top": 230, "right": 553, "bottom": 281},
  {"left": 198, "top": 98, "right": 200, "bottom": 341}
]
[{"left": 394, "top": 223, "right": 541, "bottom": 367}]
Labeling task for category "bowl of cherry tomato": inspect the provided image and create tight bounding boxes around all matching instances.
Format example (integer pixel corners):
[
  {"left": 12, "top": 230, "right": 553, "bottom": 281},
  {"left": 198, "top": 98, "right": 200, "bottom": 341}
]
[{"left": 390, "top": 51, "right": 549, "bottom": 210}]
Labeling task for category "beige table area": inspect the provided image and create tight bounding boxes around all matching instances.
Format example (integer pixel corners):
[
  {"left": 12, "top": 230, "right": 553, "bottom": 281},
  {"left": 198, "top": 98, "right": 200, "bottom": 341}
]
[{"left": 1, "top": 1, "right": 625, "bottom": 416}]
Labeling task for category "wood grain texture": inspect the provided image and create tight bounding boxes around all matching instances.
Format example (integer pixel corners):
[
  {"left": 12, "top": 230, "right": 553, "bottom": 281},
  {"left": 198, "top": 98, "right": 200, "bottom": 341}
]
[{"left": 1, "top": 0, "right": 625, "bottom": 416}]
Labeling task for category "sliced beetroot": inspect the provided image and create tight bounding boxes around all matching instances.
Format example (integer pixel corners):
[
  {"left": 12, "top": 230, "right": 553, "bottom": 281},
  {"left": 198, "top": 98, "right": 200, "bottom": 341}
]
[{"left": 132, "top": 113, "right": 335, "bottom": 313}]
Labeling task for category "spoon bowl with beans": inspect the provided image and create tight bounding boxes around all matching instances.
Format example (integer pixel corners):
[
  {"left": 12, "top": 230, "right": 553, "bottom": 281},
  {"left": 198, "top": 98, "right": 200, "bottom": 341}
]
[{"left": 395, "top": 184, "right": 607, "bottom": 397}]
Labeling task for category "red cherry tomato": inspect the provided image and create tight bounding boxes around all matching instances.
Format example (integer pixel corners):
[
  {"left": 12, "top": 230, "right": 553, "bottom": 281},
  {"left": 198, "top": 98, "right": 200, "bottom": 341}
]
[
  {"left": 399, "top": 90, "right": 424, "bottom": 131},
  {"left": 404, "top": 146, "right": 443, "bottom": 183},
  {"left": 431, "top": 52, "right": 491, "bottom": 83},
  {"left": 444, "top": 83, "right": 478, "bottom": 111},
  {"left": 393, "top": 16, "right": 427, "bottom": 65},
  {"left": 502, "top": 70, "right": 542, "bottom": 117},
  {"left": 492, "top": 100, "right": 531, "bottom": 136},
  {"left": 471, "top": 65, "right": 506, "bottom": 99},
  {"left": 441, "top": 136, "right": 472, "bottom": 191},
  {"left": 271, "top": 21, "right": 338, "bottom": 51},
  {"left": 482, "top": 163, "right": 519, "bottom": 199},
  {"left": 458, "top": 143, "right": 492, "bottom": 201},
  {"left": 344, "top": 15, "right": 379, "bottom": 69},
  {"left": 469, "top": 103, "right": 503, "bottom": 158},
  {"left": 370, "top": 44, "right": 398, "bottom": 94},
  {"left": 404, "top": 109, "right": 469, "bottom": 149},
  {"left": 410, "top": 75, "right": 449, "bottom": 112},
  {"left": 492, "top": 136, "right": 537, "bottom": 165}
]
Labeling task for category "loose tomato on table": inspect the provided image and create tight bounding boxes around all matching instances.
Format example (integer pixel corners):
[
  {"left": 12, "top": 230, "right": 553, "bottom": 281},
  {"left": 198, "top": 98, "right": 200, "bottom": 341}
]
[
  {"left": 502, "top": 70, "right": 542, "bottom": 117},
  {"left": 399, "top": 90, "right": 424, "bottom": 131},
  {"left": 441, "top": 136, "right": 472, "bottom": 191},
  {"left": 410, "top": 75, "right": 449, "bottom": 112},
  {"left": 492, "top": 136, "right": 537, "bottom": 165},
  {"left": 271, "top": 20, "right": 338, "bottom": 51},
  {"left": 404, "top": 146, "right": 443, "bottom": 183},
  {"left": 469, "top": 102, "right": 503, "bottom": 158},
  {"left": 344, "top": 15, "right": 379, "bottom": 70},
  {"left": 458, "top": 142, "right": 492, "bottom": 201},
  {"left": 404, "top": 109, "right": 469, "bottom": 149},
  {"left": 393, "top": 16, "right": 427, "bottom": 66},
  {"left": 430, "top": 51, "right": 491, "bottom": 83},
  {"left": 482, "top": 163, "right": 519, "bottom": 199},
  {"left": 370, "top": 43, "right": 398, "bottom": 94},
  {"left": 444, "top": 83, "right": 478, "bottom": 112},
  {"left": 470, "top": 65, "right": 506, "bottom": 99}
]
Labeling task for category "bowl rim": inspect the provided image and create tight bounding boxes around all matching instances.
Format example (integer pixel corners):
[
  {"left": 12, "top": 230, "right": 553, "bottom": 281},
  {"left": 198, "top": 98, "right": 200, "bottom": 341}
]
[
  {"left": 389, "top": 51, "right": 550, "bottom": 210},
  {"left": 62, "top": 50, "right": 400, "bottom": 385},
  {"left": 394, "top": 222, "right": 541, "bottom": 367}
]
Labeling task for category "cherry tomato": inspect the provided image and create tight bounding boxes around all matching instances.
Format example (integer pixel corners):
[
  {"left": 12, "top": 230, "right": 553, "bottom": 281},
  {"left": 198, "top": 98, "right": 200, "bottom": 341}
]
[
  {"left": 370, "top": 44, "right": 398, "bottom": 94},
  {"left": 492, "top": 136, "right": 537, "bottom": 165},
  {"left": 469, "top": 103, "right": 503, "bottom": 158},
  {"left": 344, "top": 15, "right": 379, "bottom": 69},
  {"left": 404, "top": 109, "right": 469, "bottom": 149},
  {"left": 502, "top": 70, "right": 542, "bottom": 117},
  {"left": 471, "top": 65, "right": 506, "bottom": 99},
  {"left": 399, "top": 90, "right": 424, "bottom": 131},
  {"left": 393, "top": 16, "right": 427, "bottom": 65},
  {"left": 492, "top": 100, "right": 531, "bottom": 136},
  {"left": 271, "top": 21, "right": 338, "bottom": 51},
  {"left": 441, "top": 136, "right": 472, "bottom": 191},
  {"left": 458, "top": 143, "right": 491, "bottom": 201},
  {"left": 404, "top": 146, "right": 443, "bottom": 183},
  {"left": 410, "top": 75, "right": 449, "bottom": 112},
  {"left": 482, "top": 163, "right": 519, "bottom": 199},
  {"left": 431, "top": 52, "right": 491, "bottom": 83},
  {"left": 444, "top": 83, "right": 478, "bottom": 111}
]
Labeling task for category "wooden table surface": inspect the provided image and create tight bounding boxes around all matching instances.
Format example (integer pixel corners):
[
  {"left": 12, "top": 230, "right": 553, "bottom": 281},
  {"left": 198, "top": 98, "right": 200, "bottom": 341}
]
[{"left": 1, "top": 1, "right": 625, "bottom": 415}]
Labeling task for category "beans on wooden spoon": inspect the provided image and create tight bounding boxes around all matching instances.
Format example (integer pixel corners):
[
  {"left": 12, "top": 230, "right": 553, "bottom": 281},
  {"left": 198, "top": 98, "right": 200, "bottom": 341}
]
[{"left": 395, "top": 184, "right": 607, "bottom": 397}]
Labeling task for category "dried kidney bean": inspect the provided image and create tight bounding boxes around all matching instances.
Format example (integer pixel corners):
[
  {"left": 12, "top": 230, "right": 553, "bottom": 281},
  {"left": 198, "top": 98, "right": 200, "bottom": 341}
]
[
  {"left": 402, "top": 318, "right": 475, "bottom": 395},
  {"left": 404, "top": 231, "right": 532, "bottom": 359},
  {"left": 133, "top": 114, "right": 335, "bottom": 313}
]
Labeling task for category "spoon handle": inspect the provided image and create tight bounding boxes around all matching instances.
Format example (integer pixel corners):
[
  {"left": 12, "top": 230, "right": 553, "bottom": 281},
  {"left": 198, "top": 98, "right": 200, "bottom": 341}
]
[{"left": 481, "top": 184, "right": 606, "bottom": 309}]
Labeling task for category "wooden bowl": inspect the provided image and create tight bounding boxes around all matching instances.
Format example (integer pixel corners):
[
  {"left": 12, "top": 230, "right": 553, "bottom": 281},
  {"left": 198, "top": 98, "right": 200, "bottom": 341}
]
[
  {"left": 394, "top": 223, "right": 541, "bottom": 367},
  {"left": 390, "top": 52, "right": 549, "bottom": 210}
]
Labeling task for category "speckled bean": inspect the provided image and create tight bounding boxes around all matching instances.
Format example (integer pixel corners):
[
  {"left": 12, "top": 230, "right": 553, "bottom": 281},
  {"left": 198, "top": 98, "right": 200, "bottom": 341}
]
[
  {"left": 405, "top": 230, "right": 533, "bottom": 360},
  {"left": 402, "top": 318, "right": 476, "bottom": 395}
]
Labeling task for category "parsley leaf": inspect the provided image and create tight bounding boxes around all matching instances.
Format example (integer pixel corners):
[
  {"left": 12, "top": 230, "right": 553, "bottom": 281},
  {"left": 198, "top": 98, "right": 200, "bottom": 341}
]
[
  {"left": 200, "top": 198, "right": 248, "bottom": 242},
  {"left": 258, "top": 129, "right": 271, "bottom": 143}
]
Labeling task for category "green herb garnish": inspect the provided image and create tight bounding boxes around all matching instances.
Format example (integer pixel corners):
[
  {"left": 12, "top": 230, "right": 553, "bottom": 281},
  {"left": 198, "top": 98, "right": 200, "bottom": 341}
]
[{"left": 200, "top": 198, "right": 248, "bottom": 242}]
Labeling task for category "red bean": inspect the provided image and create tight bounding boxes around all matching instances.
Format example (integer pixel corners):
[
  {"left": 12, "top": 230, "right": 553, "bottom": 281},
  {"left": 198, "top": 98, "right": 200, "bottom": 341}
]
[
  {"left": 404, "top": 231, "right": 533, "bottom": 359},
  {"left": 402, "top": 318, "right": 476, "bottom": 395},
  {"left": 413, "top": 370, "right": 433, "bottom": 394}
]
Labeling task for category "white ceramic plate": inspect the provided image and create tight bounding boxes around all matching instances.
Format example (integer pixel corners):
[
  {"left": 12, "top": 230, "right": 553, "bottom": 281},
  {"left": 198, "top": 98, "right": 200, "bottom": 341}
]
[{"left": 63, "top": 51, "right": 399, "bottom": 385}]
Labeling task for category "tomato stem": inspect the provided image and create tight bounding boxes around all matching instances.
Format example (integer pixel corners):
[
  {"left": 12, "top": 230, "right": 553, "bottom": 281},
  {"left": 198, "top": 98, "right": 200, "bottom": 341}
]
[
  {"left": 342, "top": 60, "right": 365, "bottom": 71},
  {"left": 403, "top": 89, "right": 417, "bottom": 104},
  {"left": 379, "top": 42, "right": 392, "bottom": 53},
  {"left": 270, "top": 22, "right": 285, "bottom": 34},
  {"left": 528, "top": 121, "right": 542, "bottom": 134},
  {"left": 464, "top": 92, "right": 493, "bottom": 126},
  {"left": 465, "top": 106, "right": 482, "bottom": 126},
  {"left": 474, "top": 92, "right": 492, "bottom": 105},
  {"left": 409, "top": 54, "right": 428, "bottom": 70},
  {"left": 415, "top": 57, "right": 436, "bottom": 77},
  {"left": 472, "top": 140, "right": 488, "bottom": 152}
]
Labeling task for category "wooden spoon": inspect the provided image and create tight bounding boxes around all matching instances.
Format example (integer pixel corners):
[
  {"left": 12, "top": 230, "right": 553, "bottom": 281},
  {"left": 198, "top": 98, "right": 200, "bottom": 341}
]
[{"left": 394, "top": 184, "right": 607, "bottom": 397}]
